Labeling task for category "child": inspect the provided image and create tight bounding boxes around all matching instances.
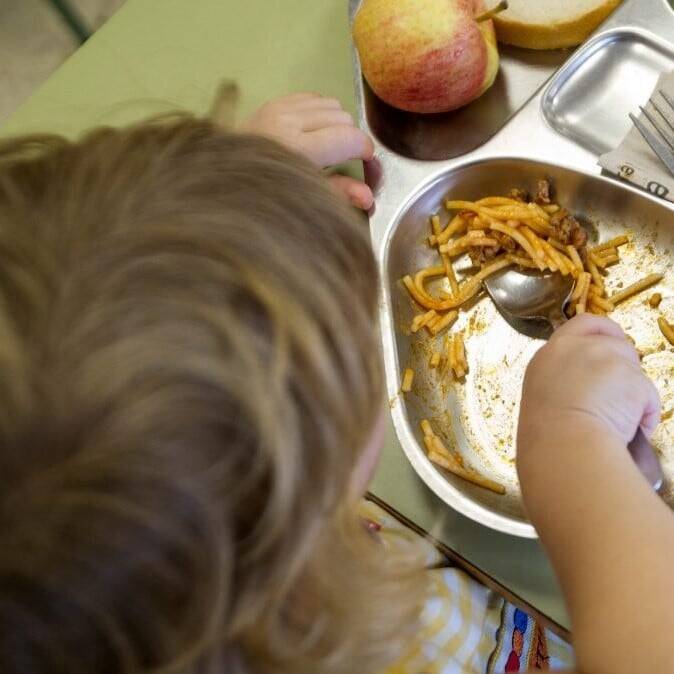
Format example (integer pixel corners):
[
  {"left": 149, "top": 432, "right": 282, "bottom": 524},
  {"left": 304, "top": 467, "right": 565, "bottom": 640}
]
[{"left": 0, "top": 92, "right": 672, "bottom": 674}]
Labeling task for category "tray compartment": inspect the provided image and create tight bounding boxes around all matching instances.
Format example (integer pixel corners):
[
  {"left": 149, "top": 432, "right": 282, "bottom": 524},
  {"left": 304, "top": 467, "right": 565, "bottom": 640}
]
[
  {"left": 383, "top": 157, "right": 674, "bottom": 536},
  {"left": 362, "top": 47, "right": 568, "bottom": 161},
  {"left": 542, "top": 29, "right": 674, "bottom": 155}
]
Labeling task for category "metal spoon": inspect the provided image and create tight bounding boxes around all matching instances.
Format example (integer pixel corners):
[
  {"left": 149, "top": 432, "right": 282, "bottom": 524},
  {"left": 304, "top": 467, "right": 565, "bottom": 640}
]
[
  {"left": 485, "top": 267, "right": 574, "bottom": 333},
  {"left": 485, "top": 267, "right": 664, "bottom": 492}
]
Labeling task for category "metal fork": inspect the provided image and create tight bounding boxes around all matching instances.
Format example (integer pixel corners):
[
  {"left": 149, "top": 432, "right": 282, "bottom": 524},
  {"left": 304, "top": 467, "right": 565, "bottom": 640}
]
[{"left": 630, "top": 90, "right": 674, "bottom": 176}]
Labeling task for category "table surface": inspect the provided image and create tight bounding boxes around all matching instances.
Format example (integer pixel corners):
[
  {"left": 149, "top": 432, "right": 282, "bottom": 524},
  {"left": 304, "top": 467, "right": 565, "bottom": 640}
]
[{"left": 1, "top": 0, "right": 568, "bottom": 631}]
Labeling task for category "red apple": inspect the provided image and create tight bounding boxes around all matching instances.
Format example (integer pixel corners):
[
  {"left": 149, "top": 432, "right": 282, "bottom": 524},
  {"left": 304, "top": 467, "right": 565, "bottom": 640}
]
[{"left": 353, "top": 0, "right": 502, "bottom": 114}]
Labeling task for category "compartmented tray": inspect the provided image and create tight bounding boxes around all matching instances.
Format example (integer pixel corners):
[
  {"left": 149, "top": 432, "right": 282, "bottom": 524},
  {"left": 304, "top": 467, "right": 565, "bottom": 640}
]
[{"left": 351, "top": 0, "right": 674, "bottom": 537}]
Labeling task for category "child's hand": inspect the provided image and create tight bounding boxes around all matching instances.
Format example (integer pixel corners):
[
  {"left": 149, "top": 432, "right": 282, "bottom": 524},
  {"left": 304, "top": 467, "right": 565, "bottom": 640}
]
[
  {"left": 517, "top": 317, "right": 674, "bottom": 674},
  {"left": 518, "top": 314, "right": 661, "bottom": 459},
  {"left": 240, "top": 93, "right": 375, "bottom": 209}
]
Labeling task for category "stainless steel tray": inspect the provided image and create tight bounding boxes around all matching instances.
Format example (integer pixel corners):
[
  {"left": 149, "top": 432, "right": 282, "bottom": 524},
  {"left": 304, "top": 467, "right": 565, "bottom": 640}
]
[{"left": 350, "top": 0, "right": 674, "bottom": 537}]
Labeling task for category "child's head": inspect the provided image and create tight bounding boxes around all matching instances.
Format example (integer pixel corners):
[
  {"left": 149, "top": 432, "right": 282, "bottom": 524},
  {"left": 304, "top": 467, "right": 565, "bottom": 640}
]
[{"left": 0, "top": 119, "right": 422, "bottom": 673}]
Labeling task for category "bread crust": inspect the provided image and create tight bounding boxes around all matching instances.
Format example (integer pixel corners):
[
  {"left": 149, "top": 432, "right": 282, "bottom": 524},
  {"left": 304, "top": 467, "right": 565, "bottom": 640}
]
[{"left": 493, "top": 0, "right": 622, "bottom": 49}]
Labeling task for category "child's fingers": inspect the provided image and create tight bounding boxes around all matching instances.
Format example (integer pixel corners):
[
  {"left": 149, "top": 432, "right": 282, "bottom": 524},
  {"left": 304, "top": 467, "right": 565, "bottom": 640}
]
[
  {"left": 551, "top": 314, "right": 626, "bottom": 341},
  {"left": 277, "top": 92, "right": 323, "bottom": 103},
  {"left": 641, "top": 376, "right": 662, "bottom": 438},
  {"left": 299, "top": 109, "right": 354, "bottom": 132},
  {"left": 570, "top": 337, "right": 657, "bottom": 435},
  {"left": 302, "top": 125, "right": 375, "bottom": 167},
  {"left": 590, "top": 335, "right": 641, "bottom": 365},
  {"left": 279, "top": 93, "right": 344, "bottom": 110},
  {"left": 563, "top": 334, "right": 640, "bottom": 370},
  {"left": 552, "top": 315, "right": 641, "bottom": 365},
  {"left": 328, "top": 175, "right": 374, "bottom": 210},
  {"left": 296, "top": 96, "right": 343, "bottom": 111}
]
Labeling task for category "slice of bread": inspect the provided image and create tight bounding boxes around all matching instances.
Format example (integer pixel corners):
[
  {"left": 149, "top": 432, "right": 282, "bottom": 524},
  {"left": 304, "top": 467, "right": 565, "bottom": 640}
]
[{"left": 494, "top": 0, "right": 623, "bottom": 50}]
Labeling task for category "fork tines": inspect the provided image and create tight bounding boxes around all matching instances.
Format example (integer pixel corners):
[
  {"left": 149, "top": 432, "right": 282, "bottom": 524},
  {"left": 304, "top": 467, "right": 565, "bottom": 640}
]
[{"left": 631, "top": 89, "right": 674, "bottom": 176}]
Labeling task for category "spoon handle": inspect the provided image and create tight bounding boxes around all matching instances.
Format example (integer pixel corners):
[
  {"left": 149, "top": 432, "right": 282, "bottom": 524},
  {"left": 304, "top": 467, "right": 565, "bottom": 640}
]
[
  {"left": 547, "top": 305, "right": 567, "bottom": 330},
  {"left": 628, "top": 428, "right": 664, "bottom": 492}
]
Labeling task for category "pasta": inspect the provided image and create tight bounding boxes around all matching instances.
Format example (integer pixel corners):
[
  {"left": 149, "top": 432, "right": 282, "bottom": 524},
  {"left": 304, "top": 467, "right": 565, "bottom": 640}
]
[
  {"left": 420, "top": 419, "right": 505, "bottom": 494},
  {"left": 649, "top": 293, "right": 663, "bottom": 309},
  {"left": 428, "top": 310, "right": 458, "bottom": 337},
  {"left": 659, "top": 317, "right": 674, "bottom": 346},
  {"left": 406, "top": 185, "right": 662, "bottom": 328},
  {"left": 401, "top": 182, "right": 668, "bottom": 498},
  {"left": 401, "top": 368, "right": 414, "bottom": 393},
  {"left": 610, "top": 274, "right": 664, "bottom": 307}
]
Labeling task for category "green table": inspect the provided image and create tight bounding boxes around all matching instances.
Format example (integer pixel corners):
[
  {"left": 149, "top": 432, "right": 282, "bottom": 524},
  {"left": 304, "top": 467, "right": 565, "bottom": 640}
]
[{"left": 1, "top": 0, "right": 569, "bottom": 635}]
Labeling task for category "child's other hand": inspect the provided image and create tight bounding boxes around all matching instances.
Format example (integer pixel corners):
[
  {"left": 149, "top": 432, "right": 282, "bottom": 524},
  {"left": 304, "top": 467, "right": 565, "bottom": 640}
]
[
  {"left": 518, "top": 314, "right": 661, "bottom": 461},
  {"left": 240, "top": 93, "right": 375, "bottom": 209}
]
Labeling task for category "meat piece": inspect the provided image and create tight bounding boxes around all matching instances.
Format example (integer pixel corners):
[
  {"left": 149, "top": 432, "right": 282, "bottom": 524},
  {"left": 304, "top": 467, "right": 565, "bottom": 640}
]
[
  {"left": 571, "top": 225, "right": 588, "bottom": 249},
  {"left": 534, "top": 179, "right": 552, "bottom": 205},
  {"left": 550, "top": 209, "right": 587, "bottom": 248},
  {"left": 551, "top": 210, "right": 573, "bottom": 243},
  {"left": 468, "top": 230, "right": 517, "bottom": 266},
  {"left": 493, "top": 231, "right": 517, "bottom": 252},
  {"left": 460, "top": 211, "right": 477, "bottom": 229},
  {"left": 469, "top": 245, "right": 500, "bottom": 266},
  {"left": 549, "top": 209, "right": 565, "bottom": 228},
  {"left": 508, "top": 188, "right": 529, "bottom": 203}
]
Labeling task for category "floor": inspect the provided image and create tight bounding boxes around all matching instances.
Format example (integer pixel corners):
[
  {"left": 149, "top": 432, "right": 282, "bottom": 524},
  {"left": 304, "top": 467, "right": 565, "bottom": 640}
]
[{"left": 0, "top": 0, "right": 126, "bottom": 125}]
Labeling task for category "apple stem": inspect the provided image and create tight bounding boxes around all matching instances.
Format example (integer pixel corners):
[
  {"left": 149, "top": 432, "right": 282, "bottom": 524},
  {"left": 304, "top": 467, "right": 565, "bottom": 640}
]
[{"left": 475, "top": 0, "right": 508, "bottom": 23}]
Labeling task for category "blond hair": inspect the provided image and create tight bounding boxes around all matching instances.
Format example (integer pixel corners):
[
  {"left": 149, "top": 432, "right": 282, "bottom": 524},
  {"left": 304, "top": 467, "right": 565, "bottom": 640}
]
[{"left": 0, "top": 119, "right": 425, "bottom": 673}]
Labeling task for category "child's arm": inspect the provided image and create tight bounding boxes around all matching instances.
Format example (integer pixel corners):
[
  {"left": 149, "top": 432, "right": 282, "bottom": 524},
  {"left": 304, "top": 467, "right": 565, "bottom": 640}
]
[
  {"left": 518, "top": 315, "right": 674, "bottom": 674},
  {"left": 240, "top": 93, "right": 375, "bottom": 210}
]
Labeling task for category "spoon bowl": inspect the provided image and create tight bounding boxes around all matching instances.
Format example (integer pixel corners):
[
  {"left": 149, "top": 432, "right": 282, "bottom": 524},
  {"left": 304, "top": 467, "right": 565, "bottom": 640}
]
[{"left": 485, "top": 267, "right": 575, "bottom": 331}]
